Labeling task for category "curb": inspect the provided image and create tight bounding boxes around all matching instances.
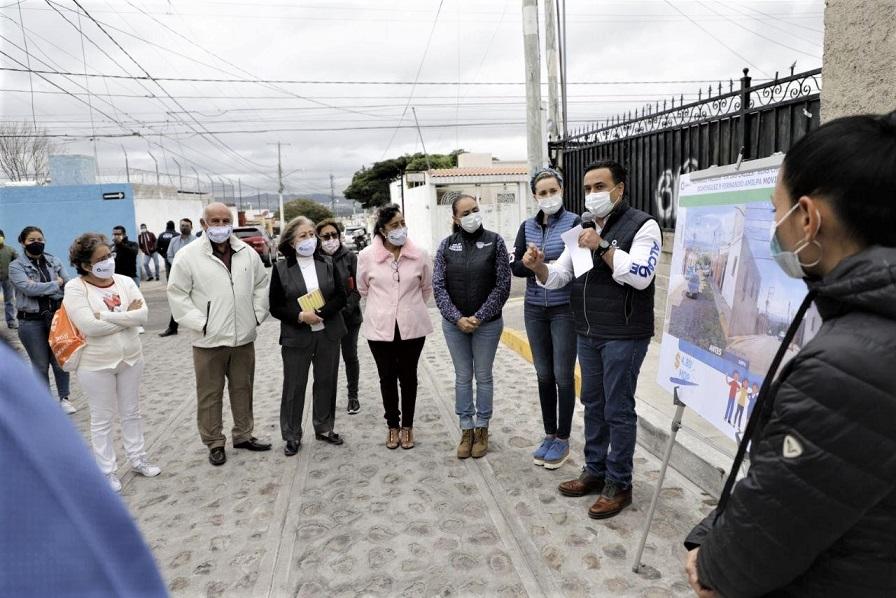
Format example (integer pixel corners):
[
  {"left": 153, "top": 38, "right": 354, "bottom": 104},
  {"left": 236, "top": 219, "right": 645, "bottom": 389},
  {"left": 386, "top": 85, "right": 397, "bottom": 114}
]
[{"left": 500, "top": 326, "right": 727, "bottom": 496}]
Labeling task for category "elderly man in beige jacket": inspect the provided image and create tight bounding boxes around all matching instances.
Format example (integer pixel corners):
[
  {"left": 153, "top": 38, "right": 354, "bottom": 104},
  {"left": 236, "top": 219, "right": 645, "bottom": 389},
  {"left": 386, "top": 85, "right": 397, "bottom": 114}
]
[{"left": 167, "top": 203, "right": 271, "bottom": 466}]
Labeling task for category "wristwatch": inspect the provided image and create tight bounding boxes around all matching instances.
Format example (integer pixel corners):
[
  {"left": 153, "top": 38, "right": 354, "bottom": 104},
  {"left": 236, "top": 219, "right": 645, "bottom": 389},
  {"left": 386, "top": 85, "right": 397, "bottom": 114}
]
[{"left": 596, "top": 239, "right": 612, "bottom": 257}]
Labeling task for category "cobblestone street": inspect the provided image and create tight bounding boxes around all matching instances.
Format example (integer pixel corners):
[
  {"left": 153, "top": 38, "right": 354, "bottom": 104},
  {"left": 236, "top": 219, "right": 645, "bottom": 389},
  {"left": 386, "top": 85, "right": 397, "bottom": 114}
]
[{"left": 52, "top": 280, "right": 713, "bottom": 597}]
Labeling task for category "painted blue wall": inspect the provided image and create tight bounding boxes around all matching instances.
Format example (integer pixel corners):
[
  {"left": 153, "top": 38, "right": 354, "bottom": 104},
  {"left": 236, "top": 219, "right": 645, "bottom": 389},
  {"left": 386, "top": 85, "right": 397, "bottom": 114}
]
[{"left": 0, "top": 184, "right": 136, "bottom": 276}]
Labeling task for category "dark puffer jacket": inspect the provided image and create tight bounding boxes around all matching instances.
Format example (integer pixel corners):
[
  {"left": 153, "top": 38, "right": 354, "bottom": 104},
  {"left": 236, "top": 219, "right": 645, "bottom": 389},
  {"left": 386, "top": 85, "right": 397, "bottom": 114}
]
[{"left": 686, "top": 245, "right": 896, "bottom": 598}]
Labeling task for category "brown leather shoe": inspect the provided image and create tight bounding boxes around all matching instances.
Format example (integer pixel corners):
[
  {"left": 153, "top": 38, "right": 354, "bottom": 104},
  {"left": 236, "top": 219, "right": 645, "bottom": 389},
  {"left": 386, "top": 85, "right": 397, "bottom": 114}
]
[
  {"left": 457, "top": 429, "right": 474, "bottom": 459},
  {"left": 386, "top": 427, "right": 400, "bottom": 450},
  {"left": 471, "top": 427, "right": 489, "bottom": 458},
  {"left": 588, "top": 482, "right": 632, "bottom": 519},
  {"left": 558, "top": 470, "right": 606, "bottom": 497},
  {"left": 400, "top": 427, "right": 415, "bottom": 449}
]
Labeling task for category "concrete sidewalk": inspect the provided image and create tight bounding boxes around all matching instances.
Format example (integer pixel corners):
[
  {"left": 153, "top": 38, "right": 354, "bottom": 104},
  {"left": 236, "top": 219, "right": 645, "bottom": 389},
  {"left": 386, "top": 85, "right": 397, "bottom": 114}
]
[
  {"left": 35, "top": 279, "right": 715, "bottom": 597},
  {"left": 500, "top": 297, "right": 737, "bottom": 496}
]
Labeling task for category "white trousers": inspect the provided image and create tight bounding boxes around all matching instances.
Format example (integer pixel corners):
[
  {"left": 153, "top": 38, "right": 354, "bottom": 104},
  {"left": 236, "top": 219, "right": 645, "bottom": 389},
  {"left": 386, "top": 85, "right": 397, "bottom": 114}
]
[{"left": 77, "top": 359, "right": 147, "bottom": 475}]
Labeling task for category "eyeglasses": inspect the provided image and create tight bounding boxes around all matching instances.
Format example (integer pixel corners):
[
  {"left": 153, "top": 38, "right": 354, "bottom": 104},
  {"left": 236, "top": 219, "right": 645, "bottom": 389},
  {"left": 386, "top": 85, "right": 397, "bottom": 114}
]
[
  {"left": 319, "top": 232, "right": 340, "bottom": 241},
  {"left": 390, "top": 260, "right": 400, "bottom": 283}
]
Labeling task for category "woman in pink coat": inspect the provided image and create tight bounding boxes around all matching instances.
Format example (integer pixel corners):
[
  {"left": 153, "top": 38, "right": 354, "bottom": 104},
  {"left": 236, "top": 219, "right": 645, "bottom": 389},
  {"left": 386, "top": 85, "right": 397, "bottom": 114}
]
[{"left": 357, "top": 204, "right": 433, "bottom": 450}]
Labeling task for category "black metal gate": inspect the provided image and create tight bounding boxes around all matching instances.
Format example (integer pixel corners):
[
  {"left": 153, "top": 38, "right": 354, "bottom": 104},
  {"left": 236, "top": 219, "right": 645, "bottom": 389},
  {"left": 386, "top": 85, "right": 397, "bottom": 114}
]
[{"left": 551, "top": 67, "right": 822, "bottom": 229}]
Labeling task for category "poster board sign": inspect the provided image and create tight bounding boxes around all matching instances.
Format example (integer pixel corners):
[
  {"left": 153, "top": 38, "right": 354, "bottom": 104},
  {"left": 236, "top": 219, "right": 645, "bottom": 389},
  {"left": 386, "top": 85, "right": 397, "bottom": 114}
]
[{"left": 656, "top": 156, "right": 821, "bottom": 441}]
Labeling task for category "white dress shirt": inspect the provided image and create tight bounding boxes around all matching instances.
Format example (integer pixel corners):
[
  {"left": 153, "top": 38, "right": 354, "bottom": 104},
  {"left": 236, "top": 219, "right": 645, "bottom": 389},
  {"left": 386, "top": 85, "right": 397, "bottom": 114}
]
[{"left": 538, "top": 219, "right": 662, "bottom": 290}]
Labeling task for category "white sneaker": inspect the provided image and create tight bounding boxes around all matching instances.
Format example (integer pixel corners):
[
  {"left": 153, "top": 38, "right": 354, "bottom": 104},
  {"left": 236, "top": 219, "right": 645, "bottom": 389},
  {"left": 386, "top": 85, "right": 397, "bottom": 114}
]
[
  {"left": 106, "top": 473, "right": 122, "bottom": 493},
  {"left": 138, "top": 326, "right": 145, "bottom": 334},
  {"left": 132, "top": 460, "right": 161, "bottom": 477},
  {"left": 60, "top": 398, "right": 77, "bottom": 414}
]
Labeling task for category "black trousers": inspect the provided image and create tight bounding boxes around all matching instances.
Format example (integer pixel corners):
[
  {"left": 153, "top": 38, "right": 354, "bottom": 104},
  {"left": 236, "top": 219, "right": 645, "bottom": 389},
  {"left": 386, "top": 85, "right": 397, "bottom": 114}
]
[
  {"left": 280, "top": 334, "right": 341, "bottom": 441},
  {"left": 341, "top": 320, "right": 361, "bottom": 401},
  {"left": 367, "top": 327, "right": 425, "bottom": 429}
]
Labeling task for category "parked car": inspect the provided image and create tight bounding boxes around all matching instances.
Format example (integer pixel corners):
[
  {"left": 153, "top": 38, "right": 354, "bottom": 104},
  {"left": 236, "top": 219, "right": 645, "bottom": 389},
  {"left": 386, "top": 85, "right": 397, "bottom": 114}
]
[
  {"left": 233, "top": 226, "right": 276, "bottom": 266},
  {"left": 685, "top": 271, "right": 701, "bottom": 299},
  {"left": 344, "top": 225, "right": 369, "bottom": 252}
]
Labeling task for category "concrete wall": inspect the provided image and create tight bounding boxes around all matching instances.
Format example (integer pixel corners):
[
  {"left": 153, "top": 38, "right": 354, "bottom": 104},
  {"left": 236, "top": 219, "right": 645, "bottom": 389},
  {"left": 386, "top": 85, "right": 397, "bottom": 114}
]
[
  {"left": 391, "top": 180, "right": 437, "bottom": 253},
  {"left": 0, "top": 184, "right": 135, "bottom": 276},
  {"left": 822, "top": 0, "right": 896, "bottom": 121},
  {"left": 133, "top": 196, "right": 206, "bottom": 237}
]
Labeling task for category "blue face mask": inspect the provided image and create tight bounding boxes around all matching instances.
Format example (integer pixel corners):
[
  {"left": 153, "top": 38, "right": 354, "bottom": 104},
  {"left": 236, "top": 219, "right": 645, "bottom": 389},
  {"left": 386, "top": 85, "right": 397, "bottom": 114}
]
[
  {"left": 769, "top": 202, "right": 821, "bottom": 279},
  {"left": 387, "top": 227, "right": 408, "bottom": 247}
]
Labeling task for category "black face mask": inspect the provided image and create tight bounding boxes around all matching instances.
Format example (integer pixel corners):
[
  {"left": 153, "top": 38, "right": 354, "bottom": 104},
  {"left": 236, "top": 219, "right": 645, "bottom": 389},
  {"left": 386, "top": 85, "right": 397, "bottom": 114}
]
[
  {"left": 25, "top": 241, "right": 45, "bottom": 255},
  {"left": 180, "top": 228, "right": 191, "bottom": 235}
]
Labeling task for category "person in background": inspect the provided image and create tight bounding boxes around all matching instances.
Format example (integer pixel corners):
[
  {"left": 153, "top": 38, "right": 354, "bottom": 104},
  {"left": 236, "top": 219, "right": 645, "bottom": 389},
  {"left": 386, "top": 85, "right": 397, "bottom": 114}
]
[
  {"left": 195, "top": 217, "right": 206, "bottom": 237},
  {"left": 0, "top": 336, "right": 167, "bottom": 597},
  {"left": 523, "top": 159, "right": 662, "bottom": 520},
  {"left": 63, "top": 233, "right": 160, "bottom": 493},
  {"left": 317, "top": 218, "right": 363, "bottom": 415},
  {"left": 159, "top": 218, "right": 196, "bottom": 337},
  {"left": 137, "top": 223, "right": 159, "bottom": 281},
  {"left": 433, "top": 192, "right": 511, "bottom": 459},
  {"left": 685, "top": 111, "right": 896, "bottom": 598},
  {"left": 358, "top": 204, "right": 433, "bottom": 450},
  {"left": 723, "top": 371, "right": 740, "bottom": 424},
  {"left": 512, "top": 167, "right": 581, "bottom": 470},
  {"left": 270, "top": 217, "right": 347, "bottom": 456},
  {"left": 0, "top": 229, "right": 18, "bottom": 329},
  {"left": 167, "top": 203, "right": 271, "bottom": 466},
  {"left": 156, "top": 220, "right": 177, "bottom": 280},
  {"left": 111, "top": 225, "right": 139, "bottom": 287},
  {"left": 8, "top": 226, "right": 75, "bottom": 414}
]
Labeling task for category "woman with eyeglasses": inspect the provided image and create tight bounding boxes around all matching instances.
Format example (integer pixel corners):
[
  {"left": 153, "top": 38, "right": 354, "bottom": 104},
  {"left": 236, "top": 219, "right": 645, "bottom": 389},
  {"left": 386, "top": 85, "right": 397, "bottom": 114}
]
[
  {"left": 316, "top": 219, "right": 363, "bottom": 415},
  {"left": 7, "top": 226, "right": 75, "bottom": 414},
  {"left": 433, "top": 192, "right": 511, "bottom": 459},
  {"left": 269, "top": 217, "right": 347, "bottom": 456},
  {"left": 357, "top": 204, "right": 433, "bottom": 450},
  {"left": 63, "top": 233, "right": 160, "bottom": 493}
]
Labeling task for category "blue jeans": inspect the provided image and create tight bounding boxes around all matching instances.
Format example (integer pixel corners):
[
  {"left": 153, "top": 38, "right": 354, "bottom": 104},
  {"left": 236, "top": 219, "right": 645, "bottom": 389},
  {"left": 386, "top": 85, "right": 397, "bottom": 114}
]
[
  {"left": 1, "top": 278, "right": 14, "bottom": 325},
  {"left": 17, "top": 317, "right": 70, "bottom": 399},
  {"left": 577, "top": 336, "right": 650, "bottom": 487},
  {"left": 442, "top": 317, "right": 504, "bottom": 430},
  {"left": 142, "top": 253, "right": 160, "bottom": 279},
  {"left": 524, "top": 302, "right": 577, "bottom": 438}
]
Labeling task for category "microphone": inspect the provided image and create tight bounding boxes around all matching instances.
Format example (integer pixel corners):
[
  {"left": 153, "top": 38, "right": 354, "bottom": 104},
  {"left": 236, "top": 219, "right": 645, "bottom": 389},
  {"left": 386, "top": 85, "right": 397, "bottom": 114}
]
[{"left": 581, "top": 211, "right": 596, "bottom": 229}]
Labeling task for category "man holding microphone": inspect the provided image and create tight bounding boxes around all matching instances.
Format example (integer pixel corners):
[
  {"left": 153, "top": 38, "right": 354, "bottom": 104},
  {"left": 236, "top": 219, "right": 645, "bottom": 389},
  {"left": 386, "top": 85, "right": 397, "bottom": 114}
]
[{"left": 523, "top": 159, "right": 662, "bottom": 519}]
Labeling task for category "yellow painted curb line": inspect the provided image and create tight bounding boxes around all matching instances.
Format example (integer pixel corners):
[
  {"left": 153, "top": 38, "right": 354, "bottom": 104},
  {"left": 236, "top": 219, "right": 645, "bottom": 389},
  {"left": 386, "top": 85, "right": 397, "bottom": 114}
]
[{"left": 501, "top": 327, "right": 582, "bottom": 397}]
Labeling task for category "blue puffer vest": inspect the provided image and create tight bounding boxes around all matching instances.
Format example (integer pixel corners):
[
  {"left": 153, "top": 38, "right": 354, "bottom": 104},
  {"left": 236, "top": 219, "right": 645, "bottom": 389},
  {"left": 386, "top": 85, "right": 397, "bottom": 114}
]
[{"left": 520, "top": 208, "right": 580, "bottom": 307}]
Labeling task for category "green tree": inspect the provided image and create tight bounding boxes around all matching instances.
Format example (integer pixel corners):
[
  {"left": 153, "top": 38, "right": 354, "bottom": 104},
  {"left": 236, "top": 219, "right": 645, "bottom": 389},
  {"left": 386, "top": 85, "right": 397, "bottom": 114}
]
[
  {"left": 279, "top": 198, "right": 334, "bottom": 224},
  {"left": 343, "top": 150, "right": 464, "bottom": 209}
]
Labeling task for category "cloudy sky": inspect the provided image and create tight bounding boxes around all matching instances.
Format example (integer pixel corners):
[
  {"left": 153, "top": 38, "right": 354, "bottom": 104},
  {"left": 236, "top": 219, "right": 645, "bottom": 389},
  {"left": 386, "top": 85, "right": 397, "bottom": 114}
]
[{"left": 1, "top": 0, "right": 824, "bottom": 197}]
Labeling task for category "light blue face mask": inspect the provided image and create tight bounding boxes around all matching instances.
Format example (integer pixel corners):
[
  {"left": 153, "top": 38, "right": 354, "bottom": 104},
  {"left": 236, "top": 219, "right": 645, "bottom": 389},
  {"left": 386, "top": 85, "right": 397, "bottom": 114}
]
[
  {"left": 769, "top": 202, "right": 821, "bottom": 279},
  {"left": 387, "top": 227, "right": 408, "bottom": 247}
]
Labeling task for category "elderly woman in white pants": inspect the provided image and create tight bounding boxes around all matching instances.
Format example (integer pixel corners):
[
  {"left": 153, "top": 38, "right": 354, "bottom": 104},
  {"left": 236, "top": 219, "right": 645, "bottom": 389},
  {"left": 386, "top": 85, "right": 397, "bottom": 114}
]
[{"left": 63, "top": 232, "right": 160, "bottom": 493}]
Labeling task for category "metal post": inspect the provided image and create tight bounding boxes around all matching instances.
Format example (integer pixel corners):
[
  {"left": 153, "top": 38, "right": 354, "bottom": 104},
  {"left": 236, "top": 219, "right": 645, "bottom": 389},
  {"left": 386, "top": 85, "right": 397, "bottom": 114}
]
[
  {"left": 522, "top": 0, "right": 545, "bottom": 176},
  {"left": 277, "top": 141, "right": 285, "bottom": 232},
  {"left": 558, "top": 0, "right": 568, "bottom": 140},
  {"left": 238, "top": 178, "right": 243, "bottom": 211},
  {"left": 191, "top": 167, "right": 201, "bottom": 197},
  {"left": 147, "top": 150, "right": 161, "bottom": 198},
  {"left": 121, "top": 144, "right": 130, "bottom": 183},
  {"left": 632, "top": 388, "right": 687, "bottom": 573},
  {"left": 172, "top": 158, "right": 183, "bottom": 192},
  {"left": 739, "top": 68, "right": 752, "bottom": 161},
  {"left": 330, "top": 173, "right": 336, "bottom": 215},
  {"left": 544, "top": 0, "right": 562, "bottom": 141}
]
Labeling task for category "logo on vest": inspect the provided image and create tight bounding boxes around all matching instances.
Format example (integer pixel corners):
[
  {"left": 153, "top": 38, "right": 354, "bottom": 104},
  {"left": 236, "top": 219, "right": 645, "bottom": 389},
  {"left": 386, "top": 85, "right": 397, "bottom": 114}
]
[
  {"left": 475, "top": 241, "right": 493, "bottom": 249},
  {"left": 448, "top": 243, "right": 463, "bottom": 252},
  {"left": 629, "top": 240, "right": 661, "bottom": 278},
  {"left": 782, "top": 434, "right": 804, "bottom": 459}
]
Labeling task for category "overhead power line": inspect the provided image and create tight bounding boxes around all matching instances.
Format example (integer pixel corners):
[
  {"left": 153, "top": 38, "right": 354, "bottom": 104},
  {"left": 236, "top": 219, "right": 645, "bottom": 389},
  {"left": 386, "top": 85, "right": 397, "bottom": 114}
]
[{"left": 0, "top": 67, "right": 757, "bottom": 86}]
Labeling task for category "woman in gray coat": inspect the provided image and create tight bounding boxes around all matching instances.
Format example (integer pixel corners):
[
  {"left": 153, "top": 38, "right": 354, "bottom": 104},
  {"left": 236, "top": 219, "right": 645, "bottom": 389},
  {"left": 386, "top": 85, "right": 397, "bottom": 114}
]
[{"left": 269, "top": 217, "right": 347, "bottom": 456}]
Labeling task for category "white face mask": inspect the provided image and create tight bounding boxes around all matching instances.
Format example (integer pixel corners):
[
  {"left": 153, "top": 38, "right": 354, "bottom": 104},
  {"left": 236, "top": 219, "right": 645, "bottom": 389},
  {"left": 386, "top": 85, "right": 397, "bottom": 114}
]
[
  {"left": 459, "top": 212, "right": 482, "bottom": 234},
  {"left": 584, "top": 191, "right": 614, "bottom": 218},
  {"left": 387, "top": 227, "right": 408, "bottom": 247},
  {"left": 769, "top": 202, "right": 821, "bottom": 279},
  {"left": 206, "top": 225, "right": 232, "bottom": 244},
  {"left": 321, "top": 238, "right": 340, "bottom": 255},
  {"left": 91, "top": 257, "right": 116, "bottom": 279},
  {"left": 295, "top": 237, "right": 317, "bottom": 257},
  {"left": 538, "top": 194, "right": 563, "bottom": 215}
]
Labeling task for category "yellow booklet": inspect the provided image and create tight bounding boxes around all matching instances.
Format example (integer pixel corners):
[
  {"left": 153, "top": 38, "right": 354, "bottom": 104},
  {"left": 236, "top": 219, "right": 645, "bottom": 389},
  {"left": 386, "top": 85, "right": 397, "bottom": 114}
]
[{"left": 297, "top": 288, "right": 325, "bottom": 312}]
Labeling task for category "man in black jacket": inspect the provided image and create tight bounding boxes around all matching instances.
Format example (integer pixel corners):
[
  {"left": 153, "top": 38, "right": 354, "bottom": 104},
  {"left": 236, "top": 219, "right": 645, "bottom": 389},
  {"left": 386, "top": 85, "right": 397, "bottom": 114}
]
[
  {"left": 112, "top": 225, "right": 139, "bottom": 285},
  {"left": 156, "top": 220, "right": 177, "bottom": 280},
  {"left": 685, "top": 112, "right": 896, "bottom": 598}
]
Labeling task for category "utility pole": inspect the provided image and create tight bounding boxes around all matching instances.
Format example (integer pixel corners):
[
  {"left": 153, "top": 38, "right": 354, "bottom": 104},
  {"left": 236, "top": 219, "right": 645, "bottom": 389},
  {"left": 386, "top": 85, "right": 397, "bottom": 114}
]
[
  {"left": 330, "top": 173, "right": 336, "bottom": 216},
  {"left": 544, "top": 0, "right": 562, "bottom": 141},
  {"left": 238, "top": 178, "right": 243, "bottom": 212},
  {"left": 522, "top": 0, "right": 546, "bottom": 176}
]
